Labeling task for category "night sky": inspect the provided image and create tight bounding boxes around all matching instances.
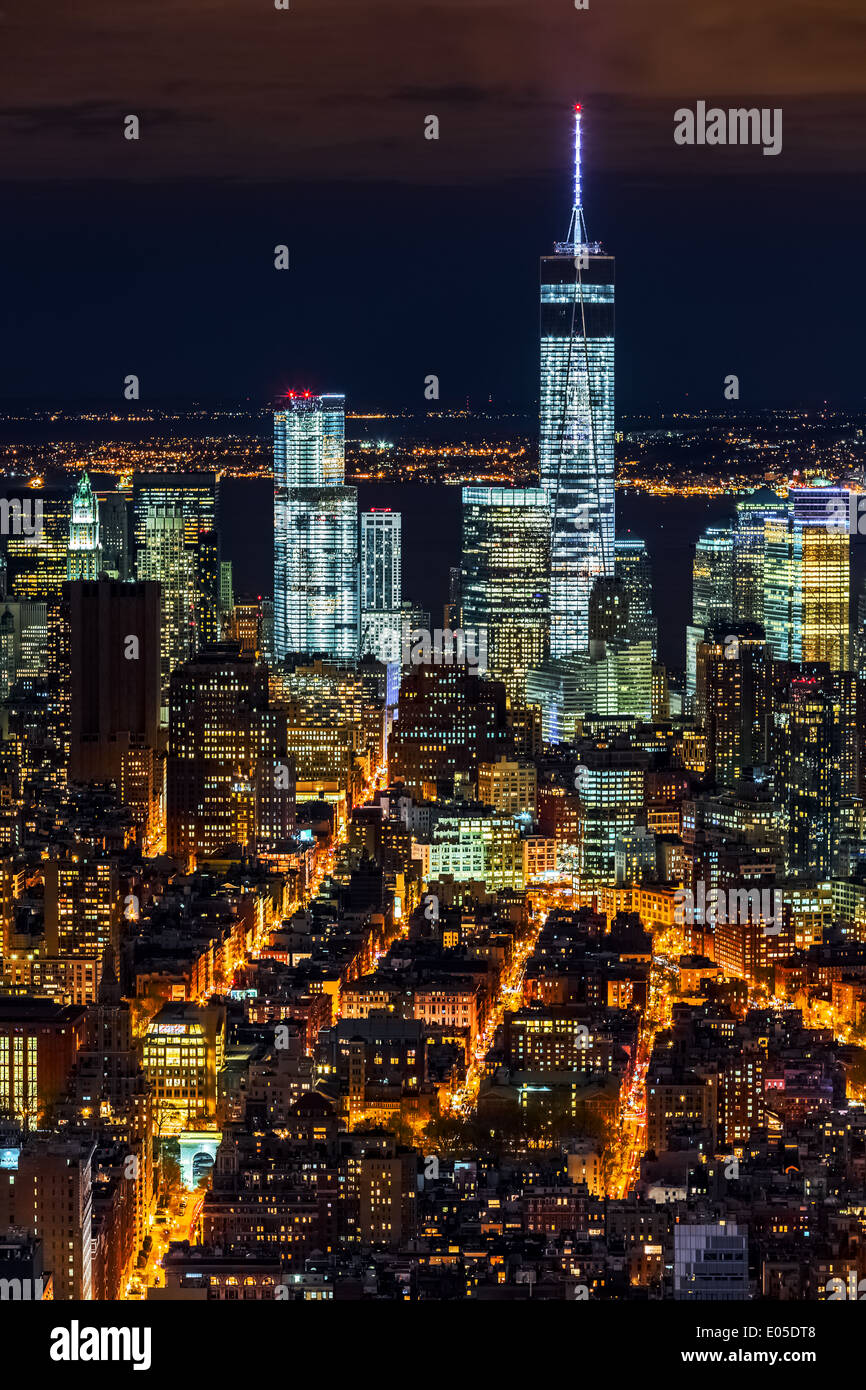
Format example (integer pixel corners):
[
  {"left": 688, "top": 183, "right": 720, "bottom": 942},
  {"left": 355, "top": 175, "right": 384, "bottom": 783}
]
[{"left": 1, "top": 0, "right": 865, "bottom": 411}]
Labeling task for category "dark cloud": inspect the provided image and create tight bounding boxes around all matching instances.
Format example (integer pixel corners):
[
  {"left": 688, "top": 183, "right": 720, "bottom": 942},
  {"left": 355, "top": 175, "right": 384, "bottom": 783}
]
[
  {"left": 0, "top": 103, "right": 207, "bottom": 136},
  {"left": 0, "top": 0, "right": 863, "bottom": 181}
]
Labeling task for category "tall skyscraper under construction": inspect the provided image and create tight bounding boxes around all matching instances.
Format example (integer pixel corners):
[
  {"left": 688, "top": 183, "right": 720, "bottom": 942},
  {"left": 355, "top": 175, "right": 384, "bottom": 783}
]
[
  {"left": 540, "top": 107, "right": 615, "bottom": 657},
  {"left": 273, "top": 393, "right": 359, "bottom": 662}
]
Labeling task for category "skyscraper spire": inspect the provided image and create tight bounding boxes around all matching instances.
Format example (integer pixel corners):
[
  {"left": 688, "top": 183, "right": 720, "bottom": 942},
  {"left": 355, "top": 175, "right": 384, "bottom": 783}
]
[
  {"left": 570, "top": 103, "right": 587, "bottom": 249},
  {"left": 68, "top": 469, "right": 102, "bottom": 580},
  {"left": 539, "top": 107, "right": 615, "bottom": 663}
]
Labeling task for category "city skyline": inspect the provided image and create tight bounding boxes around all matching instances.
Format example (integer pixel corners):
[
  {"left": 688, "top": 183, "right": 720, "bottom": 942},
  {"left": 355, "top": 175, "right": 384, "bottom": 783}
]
[{"left": 2, "top": 0, "right": 866, "bottom": 1345}]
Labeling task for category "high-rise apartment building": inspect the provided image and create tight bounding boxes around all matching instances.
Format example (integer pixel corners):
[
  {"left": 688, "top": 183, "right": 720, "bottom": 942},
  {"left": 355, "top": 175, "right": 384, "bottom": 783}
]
[
  {"left": 360, "top": 509, "right": 402, "bottom": 664},
  {"left": 0, "top": 1134, "right": 95, "bottom": 1299},
  {"left": 273, "top": 393, "right": 359, "bottom": 662},
  {"left": 43, "top": 852, "right": 122, "bottom": 964},
  {"left": 390, "top": 666, "right": 511, "bottom": 797},
  {"left": 698, "top": 624, "right": 772, "bottom": 787},
  {"left": 361, "top": 509, "right": 401, "bottom": 610},
  {"left": 540, "top": 108, "right": 614, "bottom": 657}
]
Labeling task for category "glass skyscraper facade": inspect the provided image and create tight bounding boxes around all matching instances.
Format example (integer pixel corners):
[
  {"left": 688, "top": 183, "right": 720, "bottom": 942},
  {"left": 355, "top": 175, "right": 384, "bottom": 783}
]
[
  {"left": 132, "top": 472, "right": 217, "bottom": 550},
  {"left": 686, "top": 522, "right": 735, "bottom": 705},
  {"left": 136, "top": 505, "right": 196, "bottom": 719},
  {"left": 461, "top": 487, "right": 550, "bottom": 701},
  {"left": 614, "top": 535, "right": 656, "bottom": 659},
  {"left": 273, "top": 393, "right": 359, "bottom": 662},
  {"left": 540, "top": 109, "right": 615, "bottom": 658},
  {"left": 764, "top": 486, "right": 850, "bottom": 671}
]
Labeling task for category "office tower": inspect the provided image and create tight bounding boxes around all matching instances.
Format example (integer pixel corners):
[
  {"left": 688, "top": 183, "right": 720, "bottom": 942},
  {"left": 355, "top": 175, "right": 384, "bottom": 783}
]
[
  {"left": 615, "top": 535, "right": 656, "bottom": 658},
  {"left": 693, "top": 522, "right": 735, "bottom": 629},
  {"left": 686, "top": 522, "right": 735, "bottom": 705},
  {"left": 540, "top": 108, "right": 615, "bottom": 657},
  {"left": 196, "top": 529, "right": 221, "bottom": 648},
  {"left": 390, "top": 665, "right": 511, "bottom": 797},
  {"left": 0, "top": 599, "right": 47, "bottom": 696},
  {"left": 132, "top": 471, "right": 217, "bottom": 551},
  {"left": 588, "top": 574, "right": 627, "bottom": 644},
  {"left": 773, "top": 672, "right": 841, "bottom": 880},
  {"left": 527, "top": 638, "right": 652, "bottom": 734},
  {"left": 0, "top": 1134, "right": 95, "bottom": 1299},
  {"left": 0, "top": 609, "right": 14, "bottom": 700},
  {"left": 461, "top": 487, "right": 550, "bottom": 700},
  {"left": 7, "top": 491, "right": 71, "bottom": 779},
  {"left": 166, "top": 644, "right": 294, "bottom": 860},
  {"left": 67, "top": 472, "right": 101, "bottom": 580},
  {"left": 525, "top": 658, "right": 585, "bottom": 743},
  {"left": 6, "top": 490, "right": 69, "bottom": 604},
  {"left": 272, "top": 659, "right": 383, "bottom": 801},
  {"left": 361, "top": 609, "right": 403, "bottom": 666},
  {"left": 574, "top": 751, "right": 646, "bottom": 880},
  {"left": 273, "top": 393, "right": 359, "bottom": 662},
  {"left": 96, "top": 490, "right": 130, "bottom": 580},
  {"left": 44, "top": 852, "right": 122, "bottom": 963},
  {"left": 764, "top": 487, "right": 850, "bottom": 671},
  {"left": 734, "top": 489, "right": 783, "bottom": 626},
  {"left": 360, "top": 509, "right": 402, "bottom": 663},
  {"left": 137, "top": 505, "right": 196, "bottom": 716},
  {"left": 65, "top": 579, "right": 161, "bottom": 784},
  {"left": 698, "top": 624, "right": 772, "bottom": 787}
]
